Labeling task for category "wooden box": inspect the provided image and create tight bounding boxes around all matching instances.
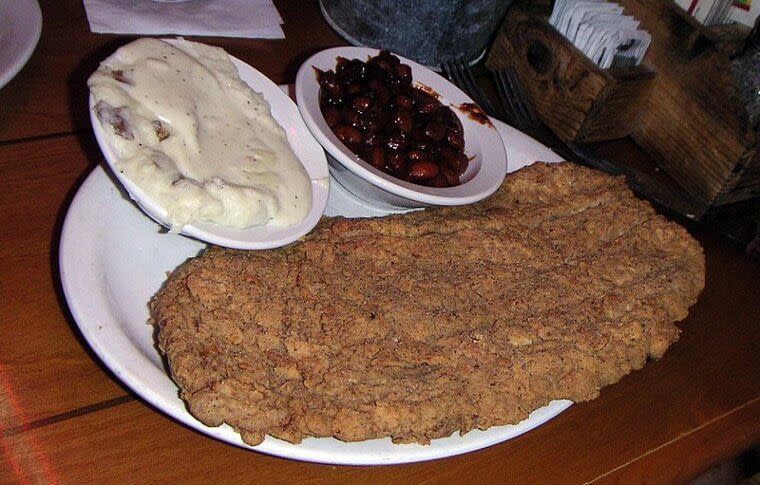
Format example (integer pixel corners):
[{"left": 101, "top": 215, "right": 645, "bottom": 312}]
[
  {"left": 487, "top": 1, "right": 760, "bottom": 217},
  {"left": 617, "top": 0, "right": 760, "bottom": 213},
  {"left": 486, "top": 6, "right": 656, "bottom": 144}
]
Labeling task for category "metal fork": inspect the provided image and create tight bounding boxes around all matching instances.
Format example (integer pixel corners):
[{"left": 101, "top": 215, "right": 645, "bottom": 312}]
[
  {"left": 441, "top": 58, "right": 498, "bottom": 117},
  {"left": 490, "top": 66, "right": 695, "bottom": 215},
  {"left": 493, "top": 67, "right": 541, "bottom": 134}
]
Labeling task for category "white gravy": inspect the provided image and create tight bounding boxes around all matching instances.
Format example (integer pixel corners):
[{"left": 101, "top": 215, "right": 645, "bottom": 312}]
[{"left": 88, "top": 38, "right": 312, "bottom": 230}]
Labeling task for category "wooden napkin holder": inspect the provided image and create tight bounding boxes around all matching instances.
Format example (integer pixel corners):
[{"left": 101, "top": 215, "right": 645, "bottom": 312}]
[{"left": 486, "top": 6, "right": 656, "bottom": 144}]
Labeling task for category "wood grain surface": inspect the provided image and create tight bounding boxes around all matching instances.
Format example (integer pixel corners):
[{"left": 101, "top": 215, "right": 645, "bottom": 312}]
[
  {"left": 0, "top": 1, "right": 758, "bottom": 483},
  {"left": 486, "top": 6, "right": 655, "bottom": 144}
]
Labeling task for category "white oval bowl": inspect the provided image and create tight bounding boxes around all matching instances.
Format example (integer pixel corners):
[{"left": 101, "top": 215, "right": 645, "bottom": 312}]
[
  {"left": 295, "top": 46, "right": 506, "bottom": 210},
  {"left": 89, "top": 38, "right": 330, "bottom": 250}
]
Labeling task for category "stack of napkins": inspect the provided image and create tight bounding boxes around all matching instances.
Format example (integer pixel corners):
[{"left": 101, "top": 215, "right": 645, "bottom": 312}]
[
  {"left": 549, "top": 0, "right": 650, "bottom": 69},
  {"left": 84, "top": 0, "right": 285, "bottom": 39}
]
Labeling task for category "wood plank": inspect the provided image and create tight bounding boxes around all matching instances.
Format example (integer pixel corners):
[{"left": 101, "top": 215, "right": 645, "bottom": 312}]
[
  {"left": 592, "top": 398, "right": 760, "bottom": 484},
  {"left": 1, "top": 2, "right": 758, "bottom": 479},
  {"left": 0, "top": 230, "right": 757, "bottom": 482},
  {"left": 1, "top": 340, "right": 757, "bottom": 484},
  {"left": 0, "top": 134, "right": 127, "bottom": 430},
  {"left": 0, "top": 0, "right": 346, "bottom": 143}
]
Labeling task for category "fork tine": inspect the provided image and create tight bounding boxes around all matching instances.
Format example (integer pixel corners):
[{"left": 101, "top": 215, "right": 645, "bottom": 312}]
[
  {"left": 494, "top": 69, "right": 530, "bottom": 131},
  {"left": 493, "top": 69, "right": 518, "bottom": 127},
  {"left": 444, "top": 60, "right": 475, "bottom": 103},
  {"left": 441, "top": 60, "right": 453, "bottom": 82},
  {"left": 442, "top": 60, "right": 465, "bottom": 95},
  {"left": 500, "top": 69, "right": 532, "bottom": 127},
  {"left": 442, "top": 60, "right": 468, "bottom": 102},
  {"left": 451, "top": 59, "right": 474, "bottom": 93},
  {"left": 503, "top": 68, "right": 541, "bottom": 128}
]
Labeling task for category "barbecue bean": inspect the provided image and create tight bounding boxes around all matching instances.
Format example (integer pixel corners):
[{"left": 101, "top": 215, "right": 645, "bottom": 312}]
[
  {"left": 352, "top": 96, "right": 372, "bottom": 113},
  {"left": 319, "top": 51, "right": 470, "bottom": 187},
  {"left": 423, "top": 122, "right": 446, "bottom": 141},
  {"left": 386, "top": 131, "right": 409, "bottom": 151},
  {"left": 334, "top": 125, "right": 362, "bottom": 146},
  {"left": 369, "top": 146, "right": 385, "bottom": 168},
  {"left": 447, "top": 130, "right": 465, "bottom": 150},
  {"left": 322, "top": 106, "right": 340, "bottom": 127},
  {"left": 394, "top": 94, "right": 414, "bottom": 111},
  {"left": 408, "top": 161, "right": 439, "bottom": 180},
  {"left": 392, "top": 111, "right": 413, "bottom": 133}
]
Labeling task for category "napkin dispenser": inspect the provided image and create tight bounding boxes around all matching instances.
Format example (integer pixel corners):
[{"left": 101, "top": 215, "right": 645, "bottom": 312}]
[{"left": 486, "top": 6, "right": 656, "bottom": 143}]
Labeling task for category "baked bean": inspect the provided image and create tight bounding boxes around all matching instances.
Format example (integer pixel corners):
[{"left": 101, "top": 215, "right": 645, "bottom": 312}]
[
  {"left": 446, "top": 130, "right": 465, "bottom": 150},
  {"left": 369, "top": 146, "right": 385, "bottom": 168},
  {"left": 441, "top": 166, "right": 460, "bottom": 186},
  {"left": 394, "top": 94, "right": 414, "bottom": 111},
  {"left": 341, "top": 107, "right": 362, "bottom": 128},
  {"left": 322, "top": 106, "right": 340, "bottom": 127},
  {"left": 392, "top": 111, "right": 413, "bottom": 133},
  {"left": 386, "top": 131, "right": 409, "bottom": 151},
  {"left": 450, "top": 153, "right": 469, "bottom": 175},
  {"left": 387, "top": 151, "right": 405, "bottom": 173},
  {"left": 437, "top": 106, "right": 463, "bottom": 133},
  {"left": 364, "top": 132, "right": 385, "bottom": 147},
  {"left": 413, "top": 141, "right": 434, "bottom": 152},
  {"left": 379, "top": 50, "right": 400, "bottom": 65},
  {"left": 408, "top": 161, "right": 439, "bottom": 180},
  {"left": 396, "top": 64, "right": 412, "bottom": 86},
  {"left": 417, "top": 98, "right": 440, "bottom": 116},
  {"left": 320, "top": 89, "right": 343, "bottom": 107},
  {"left": 337, "top": 59, "right": 365, "bottom": 84},
  {"left": 423, "top": 122, "right": 446, "bottom": 142},
  {"left": 368, "top": 79, "right": 390, "bottom": 104},
  {"left": 319, "top": 51, "right": 470, "bottom": 187},
  {"left": 318, "top": 69, "right": 339, "bottom": 92},
  {"left": 407, "top": 149, "right": 425, "bottom": 161},
  {"left": 352, "top": 96, "right": 372, "bottom": 113},
  {"left": 334, "top": 125, "right": 362, "bottom": 146},
  {"left": 375, "top": 59, "right": 394, "bottom": 73},
  {"left": 361, "top": 116, "right": 381, "bottom": 134},
  {"left": 346, "top": 83, "right": 362, "bottom": 96},
  {"left": 440, "top": 146, "right": 458, "bottom": 164},
  {"left": 385, "top": 73, "right": 404, "bottom": 91}
]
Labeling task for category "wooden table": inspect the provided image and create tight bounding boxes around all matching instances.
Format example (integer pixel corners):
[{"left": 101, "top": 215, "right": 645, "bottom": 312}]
[{"left": 1, "top": 1, "right": 758, "bottom": 483}]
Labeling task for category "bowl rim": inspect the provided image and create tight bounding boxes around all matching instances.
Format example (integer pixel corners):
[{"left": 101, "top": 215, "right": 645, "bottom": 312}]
[
  {"left": 89, "top": 37, "right": 330, "bottom": 250},
  {"left": 295, "top": 46, "right": 507, "bottom": 206}
]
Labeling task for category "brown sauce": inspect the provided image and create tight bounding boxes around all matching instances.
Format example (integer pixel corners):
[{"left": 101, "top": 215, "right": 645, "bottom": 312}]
[{"left": 457, "top": 103, "right": 493, "bottom": 128}]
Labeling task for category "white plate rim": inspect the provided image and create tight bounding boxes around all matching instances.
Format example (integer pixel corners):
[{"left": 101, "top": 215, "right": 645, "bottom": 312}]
[
  {"left": 0, "top": 0, "right": 43, "bottom": 90},
  {"left": 88, "top": 38, "right": 330, "bottom": 250},
  {"left": 59, "top": 116, "right": 569, "bottom": 466},
  {"left": 295, "top": 46, "right": 507, "bottom": 206}
]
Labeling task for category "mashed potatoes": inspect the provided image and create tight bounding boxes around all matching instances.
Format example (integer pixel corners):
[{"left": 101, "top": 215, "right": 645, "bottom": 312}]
[{"left": 88, "top": 38, "right": 312, "bottom": 230}]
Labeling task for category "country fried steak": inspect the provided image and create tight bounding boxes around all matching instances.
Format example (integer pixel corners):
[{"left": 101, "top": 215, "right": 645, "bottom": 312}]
[{"left": 150, "top": 162, "right": 705, "bottom": 446}]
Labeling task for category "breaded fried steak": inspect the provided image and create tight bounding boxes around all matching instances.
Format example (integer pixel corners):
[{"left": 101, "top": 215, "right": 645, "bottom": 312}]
[{"left": 150, "top": 162, "right": 705, "bottom": 445}]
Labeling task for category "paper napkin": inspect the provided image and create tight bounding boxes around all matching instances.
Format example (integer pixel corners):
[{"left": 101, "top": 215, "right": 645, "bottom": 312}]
[{"left": 83, "top": 0, "right": 285, "bottom": 39}]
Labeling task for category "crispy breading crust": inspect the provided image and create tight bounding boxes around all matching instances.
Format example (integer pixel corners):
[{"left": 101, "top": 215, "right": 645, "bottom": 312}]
[{"left": 151, "top": 162, "right": 705, "bottom": 445}]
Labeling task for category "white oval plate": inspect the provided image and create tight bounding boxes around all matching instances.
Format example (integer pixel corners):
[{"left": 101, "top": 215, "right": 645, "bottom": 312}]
[
  {"left": 89, "top": 39, "right": 330, "bottom": 250},
  {"left": 61, "top": 116, "right": 568, "bottom": 465},
  {"left": 295, "top": 46, "right": 507, "bottom": 207},
  {"left": 0, "top": 0, "right": 42, "bottom": 90}
]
